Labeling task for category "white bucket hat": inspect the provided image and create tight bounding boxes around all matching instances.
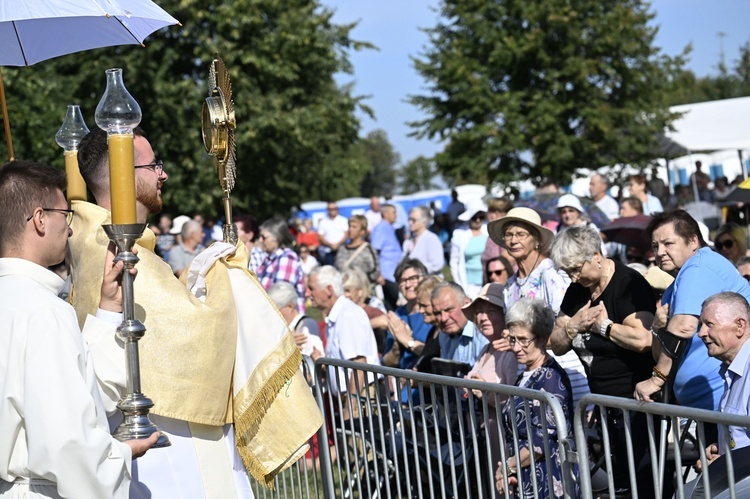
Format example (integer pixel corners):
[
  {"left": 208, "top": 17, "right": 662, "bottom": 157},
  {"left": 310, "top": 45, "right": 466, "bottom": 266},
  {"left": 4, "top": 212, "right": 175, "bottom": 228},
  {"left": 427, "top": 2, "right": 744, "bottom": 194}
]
[
  {"left": 556, "top": 193, "right": 585, "bottom": 213},
  {"left": 458, "top": 198, "right": 488, "bottom": 222}
]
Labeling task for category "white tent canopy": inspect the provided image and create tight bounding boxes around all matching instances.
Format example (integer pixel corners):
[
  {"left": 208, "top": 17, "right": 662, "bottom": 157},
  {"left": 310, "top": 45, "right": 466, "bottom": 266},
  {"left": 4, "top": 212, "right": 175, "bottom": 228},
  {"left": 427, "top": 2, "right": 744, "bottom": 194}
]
[{"left": 666, "top": 96, "right": 750, "bottom": 152}]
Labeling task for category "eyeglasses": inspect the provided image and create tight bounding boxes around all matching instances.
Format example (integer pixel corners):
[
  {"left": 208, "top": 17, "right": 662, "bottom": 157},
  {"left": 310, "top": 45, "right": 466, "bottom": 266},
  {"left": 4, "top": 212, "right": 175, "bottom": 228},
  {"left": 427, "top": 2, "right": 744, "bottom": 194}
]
[
  {"left": 26, "top": 208, "right": 75, "bottom": 226},
  {"left": 564, "top": 262, "right": 586, "bottom": 279},
  {"left": 488, "top": 269, "right": 506, "bottom": 277},
  {"left": 502, "top": 230, "right": 531, "bottom": 242},
  {"left": 508, "top": 335, "right": 537, "bottom": 347},
  {"left": 134, "top": 160, "right": 164, "bottom": 175},
  {"left": 398, "top": 274, "right": 422, "bottom": 286},
  {"left": 715, "top": 239, "right": 735, "bottom": 251}
]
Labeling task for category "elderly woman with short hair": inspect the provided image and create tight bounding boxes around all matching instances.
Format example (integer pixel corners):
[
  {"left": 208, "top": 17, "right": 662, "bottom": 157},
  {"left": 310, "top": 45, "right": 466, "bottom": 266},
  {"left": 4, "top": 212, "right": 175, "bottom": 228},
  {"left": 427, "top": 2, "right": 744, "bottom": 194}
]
[
  {"left": 379, "top": 259, "right": 434, "bottom": 369},
  {"left": 549, "top": 225, "right": 656, "bottom": 497},
  {"left": 342, "top": 268, "right": 387, "bottom": 354},
  {"left": 496, "top": 298, "right": 578, "bottom": 499}
]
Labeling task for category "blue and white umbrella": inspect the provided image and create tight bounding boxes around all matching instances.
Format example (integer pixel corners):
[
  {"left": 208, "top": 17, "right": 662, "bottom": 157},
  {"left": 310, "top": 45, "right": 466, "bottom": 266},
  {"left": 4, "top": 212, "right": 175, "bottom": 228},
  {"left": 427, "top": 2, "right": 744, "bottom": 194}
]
[{"left": 0, "top": 0, "right": 179, "bottom": 158}]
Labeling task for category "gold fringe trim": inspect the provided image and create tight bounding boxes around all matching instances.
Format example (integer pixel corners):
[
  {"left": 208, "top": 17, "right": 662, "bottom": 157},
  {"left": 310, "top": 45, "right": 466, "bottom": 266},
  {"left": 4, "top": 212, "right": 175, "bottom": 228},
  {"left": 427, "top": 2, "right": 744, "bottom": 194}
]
[{"left": 234, "top": 347, "right": 303, "bottom": 486}]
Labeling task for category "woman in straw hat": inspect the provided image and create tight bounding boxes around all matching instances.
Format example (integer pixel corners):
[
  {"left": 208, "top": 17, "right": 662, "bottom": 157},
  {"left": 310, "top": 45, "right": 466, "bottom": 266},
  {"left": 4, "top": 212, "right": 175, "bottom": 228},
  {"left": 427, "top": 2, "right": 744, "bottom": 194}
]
[
  {"left": 488, "top": 207, "right": 566, "bottom": 311},
  {"left": 488, "top": 207, "right": 590, "bottom": 410}
]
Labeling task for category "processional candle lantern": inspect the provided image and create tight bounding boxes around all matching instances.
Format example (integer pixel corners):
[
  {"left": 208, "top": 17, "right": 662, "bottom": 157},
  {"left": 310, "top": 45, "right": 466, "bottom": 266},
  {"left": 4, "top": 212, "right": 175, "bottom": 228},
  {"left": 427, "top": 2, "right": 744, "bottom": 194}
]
[
  {"left": 55, "top": 105, "right": 89, "bottom": 202},
  {"left": 94, "top": 68, "right": 169, "bottom": 448},
  {"left": 95, "top": 68, "right": 139, "bottom": 225}
]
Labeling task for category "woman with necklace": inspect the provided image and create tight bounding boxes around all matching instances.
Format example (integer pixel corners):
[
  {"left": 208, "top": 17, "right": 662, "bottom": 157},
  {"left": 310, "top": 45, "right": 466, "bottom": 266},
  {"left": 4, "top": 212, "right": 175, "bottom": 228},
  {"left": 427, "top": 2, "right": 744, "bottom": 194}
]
[
  {"left": 488, "top": 207, "right": 590, "bottom": 409},
  {"left": 549, "top": 225, "right": 657, "bottom": 498}
]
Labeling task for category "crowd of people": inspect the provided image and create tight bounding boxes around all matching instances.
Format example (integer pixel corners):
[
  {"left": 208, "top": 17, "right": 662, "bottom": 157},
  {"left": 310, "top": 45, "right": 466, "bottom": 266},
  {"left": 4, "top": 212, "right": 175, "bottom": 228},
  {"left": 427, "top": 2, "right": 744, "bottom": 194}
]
[
  {"left": 219, "top": 175, "right": 750, "bottom": 497},
  {"left": 5, "top": 137, "right": 750, "bottom": 498}
]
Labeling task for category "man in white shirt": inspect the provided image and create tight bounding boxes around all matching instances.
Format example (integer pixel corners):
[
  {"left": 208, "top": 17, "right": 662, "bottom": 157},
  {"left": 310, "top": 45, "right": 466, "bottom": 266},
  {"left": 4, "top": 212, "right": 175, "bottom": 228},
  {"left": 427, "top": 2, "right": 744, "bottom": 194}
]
[
  {"left": 403, "top": 205, "right": 445, "bottom": 274},
  {"left": 317, "top": 202, "right": 349, "bottom": 265},
  {"left": 0, "top": 160, "right": 157, "bottom": 499},
  {"left": 306, "top": 266, "right": 380, "bottom": 394},
  {"left": 364, "top": 196, "right": 382, "bottom": 234},
  {"left": 696, "top": 292, "right": 750, "bottom": 468},
  {"left": 589, "top": 173, "right": 619, "bottom": 221}
]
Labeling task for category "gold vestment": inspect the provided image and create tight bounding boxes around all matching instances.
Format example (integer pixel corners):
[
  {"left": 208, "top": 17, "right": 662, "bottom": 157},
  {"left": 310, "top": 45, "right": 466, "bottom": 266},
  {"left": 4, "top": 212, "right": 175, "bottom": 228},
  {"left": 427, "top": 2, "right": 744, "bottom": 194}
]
[{"left": 68, "top": 201, "right": 322, "bottom": 485}]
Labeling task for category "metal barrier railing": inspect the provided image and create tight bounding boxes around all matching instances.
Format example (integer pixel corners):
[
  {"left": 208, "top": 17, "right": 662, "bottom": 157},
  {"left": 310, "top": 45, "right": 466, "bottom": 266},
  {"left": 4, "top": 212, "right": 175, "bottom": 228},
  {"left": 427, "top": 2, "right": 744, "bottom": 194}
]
[
  {"left": 250, "top": 358, "right": 750, "bottom": 499},
  {"left": 315, "top": 358, "right": 576, "bottom": 499},
  {"left": 572, "top": 393, "right": 750, "bottom": 499}
]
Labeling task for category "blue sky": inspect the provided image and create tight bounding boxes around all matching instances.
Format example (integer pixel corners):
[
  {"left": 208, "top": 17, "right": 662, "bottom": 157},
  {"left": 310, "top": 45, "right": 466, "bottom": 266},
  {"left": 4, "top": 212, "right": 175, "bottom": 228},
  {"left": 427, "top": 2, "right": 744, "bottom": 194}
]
[{"left": 323, "top": 0, "right": 750, "bottom": 166}]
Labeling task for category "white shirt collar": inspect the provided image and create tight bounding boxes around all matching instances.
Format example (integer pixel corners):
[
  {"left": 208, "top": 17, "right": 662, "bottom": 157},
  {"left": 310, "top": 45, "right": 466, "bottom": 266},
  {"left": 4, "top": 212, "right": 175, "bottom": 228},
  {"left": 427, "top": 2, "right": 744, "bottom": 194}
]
[{"left": 0, "top": 257, "right": 65, "bottom": 296}]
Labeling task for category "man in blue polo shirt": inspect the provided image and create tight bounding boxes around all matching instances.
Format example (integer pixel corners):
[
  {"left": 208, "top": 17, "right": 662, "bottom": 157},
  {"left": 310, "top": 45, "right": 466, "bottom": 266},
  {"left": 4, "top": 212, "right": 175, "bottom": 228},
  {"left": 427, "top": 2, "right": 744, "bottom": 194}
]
[{"left": 431, "top": 281, "right": 488, "bottom": 366}]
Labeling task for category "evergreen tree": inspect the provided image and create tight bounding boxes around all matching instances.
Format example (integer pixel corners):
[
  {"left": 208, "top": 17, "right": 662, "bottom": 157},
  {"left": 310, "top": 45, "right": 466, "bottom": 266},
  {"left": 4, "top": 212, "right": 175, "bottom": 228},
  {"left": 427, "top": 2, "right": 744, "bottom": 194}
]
[
  {"left": 410, "top": 0, "right": 683, "bottom": 186},
  {"left": 399, "top": 156, "right": 440, "bottom": 193},
  {"left": 357, "top": 129, "right": 400, "bottom": 197}
]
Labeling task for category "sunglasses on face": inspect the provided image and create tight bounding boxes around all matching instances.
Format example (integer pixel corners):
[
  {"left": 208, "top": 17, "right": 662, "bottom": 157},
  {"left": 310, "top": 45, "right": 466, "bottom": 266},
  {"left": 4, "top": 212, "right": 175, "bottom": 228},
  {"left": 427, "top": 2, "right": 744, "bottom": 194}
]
[
  {"left": 715, "top": 239, "right": 735, "bottom": 251},
  {"left": 487, "top": 269, "right": 506, "bottom": 277}
]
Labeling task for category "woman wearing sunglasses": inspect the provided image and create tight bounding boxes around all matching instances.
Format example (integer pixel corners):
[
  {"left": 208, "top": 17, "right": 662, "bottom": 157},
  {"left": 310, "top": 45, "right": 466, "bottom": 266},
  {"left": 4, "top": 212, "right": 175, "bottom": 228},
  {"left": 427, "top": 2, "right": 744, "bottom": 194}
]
[
  {"left": 484, "top": 255, "right": 513, "bottom": 285},
  {"left": 714, "top": 222, "right": 747, "bottom": 264}
]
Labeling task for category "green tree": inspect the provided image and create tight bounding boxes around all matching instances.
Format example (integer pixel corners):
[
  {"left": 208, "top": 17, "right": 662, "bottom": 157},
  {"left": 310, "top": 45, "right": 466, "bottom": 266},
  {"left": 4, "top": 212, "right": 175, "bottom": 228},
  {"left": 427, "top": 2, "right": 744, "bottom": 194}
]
[
  {"left": 399, "top": 155, "right": 440, "bottom": 193},
  {"left": 2, "top": 0, "right": 372, "bottom": 220},
  {"left": 671, "top": 41, "right": 750, "bottom": 105},
  {"left": 409, "top": 0, "right": 684, "bottom": 187},
  {"left": 356, "top": 129, "right": 400, "bottom": 197}
]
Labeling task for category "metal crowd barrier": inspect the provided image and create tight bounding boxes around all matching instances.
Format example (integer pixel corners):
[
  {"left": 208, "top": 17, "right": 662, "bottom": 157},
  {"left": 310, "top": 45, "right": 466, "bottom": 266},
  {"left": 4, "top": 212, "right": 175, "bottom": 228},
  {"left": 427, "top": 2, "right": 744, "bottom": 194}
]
[
  {"left": 572, "top": 393, "right": 750, "bottom": 499},
  {"left": 252, "top": 357, "right": 576, "bottom": 499},
  {"left": 250, "top": 359, "right": 750, "bottom": 499}
]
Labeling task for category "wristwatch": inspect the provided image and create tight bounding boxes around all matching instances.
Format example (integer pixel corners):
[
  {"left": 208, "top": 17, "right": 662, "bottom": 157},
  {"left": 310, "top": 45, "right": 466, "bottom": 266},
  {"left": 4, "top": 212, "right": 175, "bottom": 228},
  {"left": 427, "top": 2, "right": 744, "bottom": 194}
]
[{"left": 407, "top": 339, "right": 416, "bottom": 350}]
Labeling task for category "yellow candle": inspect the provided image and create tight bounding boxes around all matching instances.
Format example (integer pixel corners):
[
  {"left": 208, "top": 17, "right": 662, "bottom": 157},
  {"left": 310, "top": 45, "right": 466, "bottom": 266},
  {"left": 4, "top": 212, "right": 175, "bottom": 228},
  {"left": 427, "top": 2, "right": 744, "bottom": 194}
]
[
  {"left": 64, "top": 150, "right": 87, "bottom": 202},
  {"left": 107, "top": 132, "right": 137, "bottom": 224}
]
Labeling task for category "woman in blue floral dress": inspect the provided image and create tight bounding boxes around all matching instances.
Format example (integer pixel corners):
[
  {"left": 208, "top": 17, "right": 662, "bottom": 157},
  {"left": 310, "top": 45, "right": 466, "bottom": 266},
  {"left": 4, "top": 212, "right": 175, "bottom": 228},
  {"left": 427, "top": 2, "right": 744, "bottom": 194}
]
[{"left": 496, "top": 298, "right": 580, "bottom": 498}]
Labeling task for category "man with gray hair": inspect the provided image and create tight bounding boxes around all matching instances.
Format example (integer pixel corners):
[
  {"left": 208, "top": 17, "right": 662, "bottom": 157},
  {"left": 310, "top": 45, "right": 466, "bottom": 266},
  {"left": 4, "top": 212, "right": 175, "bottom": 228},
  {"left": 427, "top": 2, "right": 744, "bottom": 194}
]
[
  {"left": 403, "top": 205, "right": 445, "bottom": 274},
  {"left": 589, "top": 173, "right": 619, "bottom": 221},
  {"left": 371, "top": 203, "right": 402, "bottom": 310},
  {"left": 306, "top": 266, "right": 380, "bottom": 394},
  {"left": 167, "top": 219, "right": 205, "bottom": 277},
  {"left": 697, "top": 292, "right": 750, "bottom": 467},
  {"left": 431, "top": 281, "right": 489, "bottom": 366}
]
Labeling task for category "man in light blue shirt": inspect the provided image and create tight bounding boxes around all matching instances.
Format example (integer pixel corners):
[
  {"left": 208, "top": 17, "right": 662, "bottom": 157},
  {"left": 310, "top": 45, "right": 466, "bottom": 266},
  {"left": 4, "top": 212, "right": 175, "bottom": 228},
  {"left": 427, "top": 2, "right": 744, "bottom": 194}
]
[
  {"left": 432, "top": 281, "right": 488, "bottom": 366},
  {"left": 370, "top": 204, "right": 402, "bottom": 310},
  {"left": 698, "top": 292, "right": 750, "bottom": 462}
]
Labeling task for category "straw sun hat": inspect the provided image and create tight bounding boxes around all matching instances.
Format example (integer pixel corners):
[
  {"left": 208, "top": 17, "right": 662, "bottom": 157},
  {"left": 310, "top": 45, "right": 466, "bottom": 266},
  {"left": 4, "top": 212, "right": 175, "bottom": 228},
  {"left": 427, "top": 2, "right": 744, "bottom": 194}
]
[{"left": 488, "top": 207, "right": 554, "bottom": 253}]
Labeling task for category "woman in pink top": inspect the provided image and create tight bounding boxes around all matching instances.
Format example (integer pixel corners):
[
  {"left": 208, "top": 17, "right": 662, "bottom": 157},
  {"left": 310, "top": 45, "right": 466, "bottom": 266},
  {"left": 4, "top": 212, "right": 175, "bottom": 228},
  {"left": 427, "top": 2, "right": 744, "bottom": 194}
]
[
  {"left": 462, "top": 283, "right": 519, "bottom": 393},
  {"left": 462, "top": 282, "right": 519, "bottom": 492}
]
